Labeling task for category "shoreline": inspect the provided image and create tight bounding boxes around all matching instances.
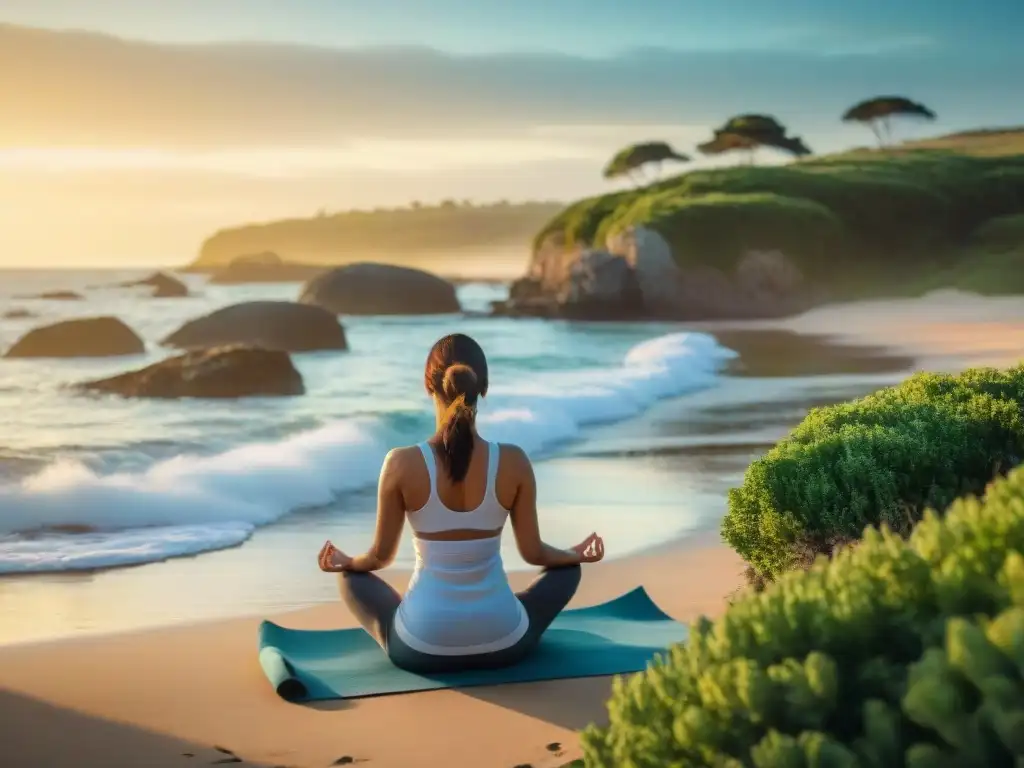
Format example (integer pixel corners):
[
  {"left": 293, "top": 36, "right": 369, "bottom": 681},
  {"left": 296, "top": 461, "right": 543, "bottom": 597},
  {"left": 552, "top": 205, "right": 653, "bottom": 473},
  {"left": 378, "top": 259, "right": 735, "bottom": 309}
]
[
  {"left": 0, "top": 530, "right": 746, "bottom": 768},
  {"left": 0, "top": 459, "right": 739, "bottom": 649},
  {"left": 0, "top": 324, "right": 914, "bottom": 648},
  {"left": 3, "top": 292, "right": 1024, "bottom": 767}
]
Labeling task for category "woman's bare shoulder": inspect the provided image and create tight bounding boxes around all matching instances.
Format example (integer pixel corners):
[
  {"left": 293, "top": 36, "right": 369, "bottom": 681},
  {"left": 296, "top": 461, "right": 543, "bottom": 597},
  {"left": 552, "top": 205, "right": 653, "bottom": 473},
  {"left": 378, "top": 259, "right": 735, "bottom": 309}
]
[
  {"left": 382, "top": 444, "right": 425, "bottom": 474},
  {"left": 495, "top": 442, "right": 531, "bottom": 471}
]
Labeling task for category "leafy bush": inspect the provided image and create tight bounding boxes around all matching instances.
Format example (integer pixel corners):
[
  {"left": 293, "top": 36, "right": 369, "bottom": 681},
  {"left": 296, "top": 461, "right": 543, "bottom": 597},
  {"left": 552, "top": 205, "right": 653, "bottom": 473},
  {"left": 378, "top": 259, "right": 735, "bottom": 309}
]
[
  {"left": 723, "top": 366, "right": 1024, "bottom": 581},
  {"left": 581, "top": 463, "right": 1024, "bottom": 767}
]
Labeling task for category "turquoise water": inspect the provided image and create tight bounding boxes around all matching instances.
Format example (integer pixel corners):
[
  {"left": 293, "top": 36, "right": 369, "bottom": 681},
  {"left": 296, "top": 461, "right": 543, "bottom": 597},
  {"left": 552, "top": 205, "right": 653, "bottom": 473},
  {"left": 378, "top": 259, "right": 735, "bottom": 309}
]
[
  {"left": 0, "top": 271, "right": 736, "bottom": 578},
  {"left": 0, "top": 269, "right": 917, "bottom": 644}
]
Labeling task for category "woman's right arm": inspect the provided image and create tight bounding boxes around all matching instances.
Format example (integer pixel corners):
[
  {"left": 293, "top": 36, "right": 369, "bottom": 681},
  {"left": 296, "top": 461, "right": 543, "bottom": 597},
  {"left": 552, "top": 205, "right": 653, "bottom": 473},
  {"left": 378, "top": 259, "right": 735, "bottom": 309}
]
[{"left": 507, "top": 446, "right": 584, "bottom": 568}]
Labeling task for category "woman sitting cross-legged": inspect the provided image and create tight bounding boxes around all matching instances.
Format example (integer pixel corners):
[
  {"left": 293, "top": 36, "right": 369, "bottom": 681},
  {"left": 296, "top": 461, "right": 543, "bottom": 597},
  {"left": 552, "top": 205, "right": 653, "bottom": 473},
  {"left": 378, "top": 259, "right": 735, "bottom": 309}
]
[{"left": 316, "top": 332, "right": 605, "bottom": 673}]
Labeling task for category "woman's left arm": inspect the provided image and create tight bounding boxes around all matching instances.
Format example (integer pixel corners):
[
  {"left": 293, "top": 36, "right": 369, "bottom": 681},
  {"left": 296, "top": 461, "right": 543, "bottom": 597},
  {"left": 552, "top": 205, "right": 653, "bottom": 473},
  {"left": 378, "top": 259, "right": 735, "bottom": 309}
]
[{"left": 345, "top": 449, "right": 407, "bottom": 572}]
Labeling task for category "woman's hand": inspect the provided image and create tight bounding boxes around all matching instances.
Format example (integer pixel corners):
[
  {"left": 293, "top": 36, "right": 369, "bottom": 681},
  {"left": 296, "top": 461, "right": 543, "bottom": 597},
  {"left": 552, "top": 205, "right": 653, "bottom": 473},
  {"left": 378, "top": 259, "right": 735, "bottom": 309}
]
[
  {"left": 317, "top": 540, "right": 353, "bottom": 572},
  {"left": 571, "top": 532, "right": 605, "bottom": 564}
]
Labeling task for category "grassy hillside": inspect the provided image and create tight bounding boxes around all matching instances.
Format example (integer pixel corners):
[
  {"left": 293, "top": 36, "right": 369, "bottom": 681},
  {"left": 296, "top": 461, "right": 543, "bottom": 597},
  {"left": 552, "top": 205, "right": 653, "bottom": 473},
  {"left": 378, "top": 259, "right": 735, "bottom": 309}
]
[
  {"left": 189, "top": 200, "right": 563, "bottom": 270},
  {"left": 535, "top": 128, "right": 1024, "bottom": 297}
]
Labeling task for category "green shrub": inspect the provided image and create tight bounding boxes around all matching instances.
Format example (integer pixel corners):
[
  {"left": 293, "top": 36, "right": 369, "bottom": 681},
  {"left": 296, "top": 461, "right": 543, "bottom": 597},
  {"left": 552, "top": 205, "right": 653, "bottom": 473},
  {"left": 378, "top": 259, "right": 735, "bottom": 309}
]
[
  {"left": 723, "top": 366, "right": 1024, "bottom": 581},
  {"left": 598, "top": 192, "right": 846, "bottom": 274},
  {"left": 581, "top": 463, "right": 1024, "bottom": 767}
]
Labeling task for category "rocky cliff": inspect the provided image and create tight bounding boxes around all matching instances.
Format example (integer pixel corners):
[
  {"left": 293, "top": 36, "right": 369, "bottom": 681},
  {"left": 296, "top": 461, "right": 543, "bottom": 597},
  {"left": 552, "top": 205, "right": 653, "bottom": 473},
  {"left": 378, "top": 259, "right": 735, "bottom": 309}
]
[{"left": 498, "top": 135, "right": 1024, "bottom": 320}]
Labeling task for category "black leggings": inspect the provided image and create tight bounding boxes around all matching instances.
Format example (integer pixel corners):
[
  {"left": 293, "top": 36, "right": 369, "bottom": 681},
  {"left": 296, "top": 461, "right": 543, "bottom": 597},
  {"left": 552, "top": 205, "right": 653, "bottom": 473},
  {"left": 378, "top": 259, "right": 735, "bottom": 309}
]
[{"left": 338, "top": 565, "right": 582, "bottom": 674}]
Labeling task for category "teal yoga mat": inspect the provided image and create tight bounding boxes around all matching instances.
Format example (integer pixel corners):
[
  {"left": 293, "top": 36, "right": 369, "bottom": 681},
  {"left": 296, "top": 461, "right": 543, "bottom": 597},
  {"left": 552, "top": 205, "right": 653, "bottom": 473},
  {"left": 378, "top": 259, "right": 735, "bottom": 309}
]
[{"left": 257, "top": 586, "right": 687, "bottom": 701}]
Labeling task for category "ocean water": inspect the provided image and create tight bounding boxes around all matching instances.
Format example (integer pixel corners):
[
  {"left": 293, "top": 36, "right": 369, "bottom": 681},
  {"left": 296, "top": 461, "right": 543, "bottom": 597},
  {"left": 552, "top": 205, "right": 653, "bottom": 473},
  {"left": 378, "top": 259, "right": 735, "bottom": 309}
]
[{"left": 0, "top": 270, "right": 738, "bottom": 579}]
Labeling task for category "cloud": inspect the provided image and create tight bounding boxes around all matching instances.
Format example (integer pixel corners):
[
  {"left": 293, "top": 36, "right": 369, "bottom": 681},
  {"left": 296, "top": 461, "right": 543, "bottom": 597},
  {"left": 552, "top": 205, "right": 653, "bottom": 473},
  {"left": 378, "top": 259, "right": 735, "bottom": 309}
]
[{"left": 0, "top": 23, "right": 1019, "bottom": 150}]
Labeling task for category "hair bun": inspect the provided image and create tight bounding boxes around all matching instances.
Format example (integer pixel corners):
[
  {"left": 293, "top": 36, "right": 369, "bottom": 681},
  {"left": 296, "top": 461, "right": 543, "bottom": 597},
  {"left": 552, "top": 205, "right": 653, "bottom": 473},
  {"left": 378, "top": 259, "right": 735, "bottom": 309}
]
[{"left": 442, "top": 364, "right": 479, "bottom": 405}]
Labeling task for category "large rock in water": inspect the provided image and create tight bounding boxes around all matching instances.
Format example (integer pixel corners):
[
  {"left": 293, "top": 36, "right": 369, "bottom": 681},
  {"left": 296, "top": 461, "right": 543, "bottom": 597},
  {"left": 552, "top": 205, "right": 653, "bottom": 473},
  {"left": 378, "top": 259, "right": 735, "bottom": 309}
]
[
  {"left": 496, "top": 224, "right": 822, "bottom": 320},
  {"left": 4, "top": 317, "right": 145, "bottom": 358},
  {"left": 299, "top": 262, "right": 460, "bottom": 315},
  {"left": 557, "top": 250, "right": 645, "bottom": 319},
  {"left": 76, "top": 345, "right": 304, "bottom": 399},
  {"left": 162, "top": 301, "right": 347, "bottom": 352},
  {"left": 21, "top": 290, "right": 83, "bottom": 301},
  {"left": 121, "top": 271, "right": 189, "bottom": 298}
]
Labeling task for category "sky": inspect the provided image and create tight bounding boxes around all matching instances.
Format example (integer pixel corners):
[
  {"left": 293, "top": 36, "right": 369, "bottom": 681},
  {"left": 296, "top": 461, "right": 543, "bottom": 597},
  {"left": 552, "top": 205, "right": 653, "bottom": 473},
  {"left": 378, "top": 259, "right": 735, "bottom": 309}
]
[{"left": 0, "top": 0, "right": 1022, "bottom": 267}]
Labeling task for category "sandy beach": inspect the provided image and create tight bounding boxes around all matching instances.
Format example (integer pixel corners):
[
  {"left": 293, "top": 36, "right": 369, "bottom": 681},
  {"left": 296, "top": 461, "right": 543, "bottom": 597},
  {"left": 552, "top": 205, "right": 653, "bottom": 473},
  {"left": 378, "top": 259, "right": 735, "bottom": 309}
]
[
  {"left": 0, "top": 534, "right": 745, "bottom": 768},
  {"left": 2, "top": 291, "right": 1023, "bottom": 768}
]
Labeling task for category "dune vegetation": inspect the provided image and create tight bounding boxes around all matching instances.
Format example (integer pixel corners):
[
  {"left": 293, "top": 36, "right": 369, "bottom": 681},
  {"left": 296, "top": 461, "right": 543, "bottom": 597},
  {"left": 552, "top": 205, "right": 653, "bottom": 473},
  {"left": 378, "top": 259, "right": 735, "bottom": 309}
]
[
  {"left": 723, "top": 365, "right": 1024, "bottom": 584},
  {"left": 584, "top": 455, "right": 1024, "bottom": 766},
  {"left": 189, "top": 199, "right": 563, "bottom": 270},
  {"left": 536, "top": 127, "right": 1024, "bottom": 298},
  {"left": 582, "top": 364, "right": 1024, "bottom": 766}
]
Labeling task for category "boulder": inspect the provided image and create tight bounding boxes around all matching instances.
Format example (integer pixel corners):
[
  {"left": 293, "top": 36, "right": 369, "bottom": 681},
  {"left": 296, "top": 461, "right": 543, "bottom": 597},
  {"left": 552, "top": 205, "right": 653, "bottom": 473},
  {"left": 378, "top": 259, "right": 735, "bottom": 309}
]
[
  {"left": 76, "top": 345, "right": 304, "bottom": 399},
  {"left": 299, "top": 262, "right": 460, "bottom": 315},
  {"left": 24, "top": 290, "right": 83, "bottom": 301},
  {"left": 122, "top": 271, "right": 189, "bottom": 297},
  {"left": 658, "top": 265, "right": 755, "bottom": 319},
  {"left": 162, "top": 300, "right": 347, "bottom": 352},
  {"left": 527, "top": 231, "right": 587, "bottom": 292},
  {"left": 734, "top": 249, "right": 805, "bottom": 296},
  {"left": 4, "top": 317, "right": 145, "bottom": 358},
  {"left": 489, "top": 276, "right": 556, "bottom": 317},
  {"left": 558, "top": 250, "right": 645, "bottom": 319},
  {"left": 497, "top": 224, "right": 824, "bottom": 321},
  {"left": 606, "top": 225, "right": 685, "bottom": 316}
]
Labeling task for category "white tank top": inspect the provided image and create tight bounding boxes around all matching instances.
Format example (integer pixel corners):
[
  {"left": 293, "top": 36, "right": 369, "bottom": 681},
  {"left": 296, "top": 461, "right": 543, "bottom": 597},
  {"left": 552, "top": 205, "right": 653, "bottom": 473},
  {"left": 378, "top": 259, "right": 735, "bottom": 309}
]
[{"left": 392, "top": 440, "right": 529, "bottom": 655}]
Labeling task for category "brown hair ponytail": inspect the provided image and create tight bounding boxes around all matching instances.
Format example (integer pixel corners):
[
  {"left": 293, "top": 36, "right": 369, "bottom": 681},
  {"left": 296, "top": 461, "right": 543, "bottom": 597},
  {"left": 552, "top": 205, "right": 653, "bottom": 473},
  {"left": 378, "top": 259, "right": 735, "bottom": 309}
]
[
  {"left": 424, "top": 334, "right": 490, "bottom": 483},
  {"left": 439, "top": 364, "right": 478, "bottom": 482}
]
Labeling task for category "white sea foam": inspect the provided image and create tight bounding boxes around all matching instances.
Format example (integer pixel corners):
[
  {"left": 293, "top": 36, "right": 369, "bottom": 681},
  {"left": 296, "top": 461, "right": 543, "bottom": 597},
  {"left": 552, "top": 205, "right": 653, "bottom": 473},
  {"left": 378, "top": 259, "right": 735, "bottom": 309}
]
[
  {"left": 479, "top": 332, "right": 737, "bottom": 452},
  {"left": 0, "top": 331, "right": 735, "bottom": 573},
  {"left": 0, "top": 523, "right": 255, "bottom": 574}
]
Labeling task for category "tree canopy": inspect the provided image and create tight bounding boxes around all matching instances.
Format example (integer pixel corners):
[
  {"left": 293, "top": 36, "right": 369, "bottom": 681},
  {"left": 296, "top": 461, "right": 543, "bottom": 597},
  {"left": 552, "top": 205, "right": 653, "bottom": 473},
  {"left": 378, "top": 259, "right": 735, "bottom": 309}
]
[
  {"left": 602, "top": 141, "right": 690, "bottom": 181},
  {"left": 697, "top": 114, "right": 812, "bottom": 162},
  {"left": 842, "top": 96, "right": 937, "bottom": 146}
]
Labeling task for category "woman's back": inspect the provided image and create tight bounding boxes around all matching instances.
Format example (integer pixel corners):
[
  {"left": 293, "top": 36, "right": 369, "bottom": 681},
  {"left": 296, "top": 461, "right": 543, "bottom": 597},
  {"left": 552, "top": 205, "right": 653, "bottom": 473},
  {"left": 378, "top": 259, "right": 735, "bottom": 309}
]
[
  {"left": 392, "top": 439, "right": 529, "bottom": 655},
  {"left": 321, "top": 332, "right": 600, "bottom": 672},
  {"left": 405, "top": 440, "right": 509, "bottom": 534}
]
